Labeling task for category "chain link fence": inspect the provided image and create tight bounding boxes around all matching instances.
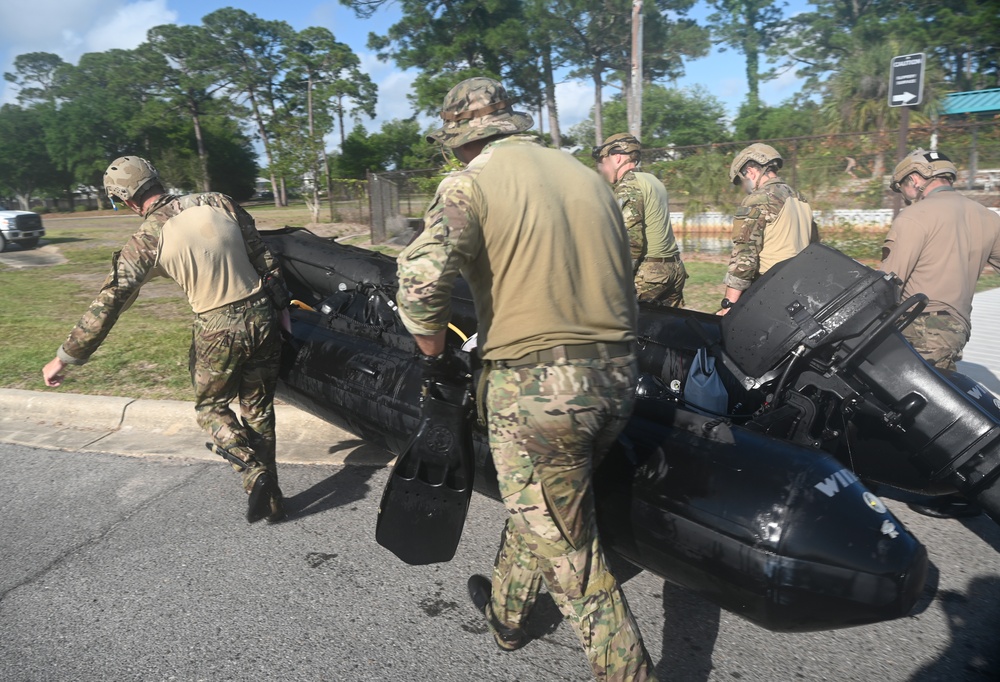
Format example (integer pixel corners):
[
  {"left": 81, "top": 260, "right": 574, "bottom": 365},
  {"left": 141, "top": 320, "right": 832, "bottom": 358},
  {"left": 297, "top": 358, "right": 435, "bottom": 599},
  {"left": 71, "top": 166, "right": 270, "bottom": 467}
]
[{"left": 367, "top": 120, "right": 999, "bottom": 259}]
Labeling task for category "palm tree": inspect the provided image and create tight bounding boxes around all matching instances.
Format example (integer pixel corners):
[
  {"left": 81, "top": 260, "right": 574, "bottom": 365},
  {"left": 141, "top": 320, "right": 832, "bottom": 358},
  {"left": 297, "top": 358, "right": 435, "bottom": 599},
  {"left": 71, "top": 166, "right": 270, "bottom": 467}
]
[{"left": 820, "top": 40, "right": 938, "bottom": 178}]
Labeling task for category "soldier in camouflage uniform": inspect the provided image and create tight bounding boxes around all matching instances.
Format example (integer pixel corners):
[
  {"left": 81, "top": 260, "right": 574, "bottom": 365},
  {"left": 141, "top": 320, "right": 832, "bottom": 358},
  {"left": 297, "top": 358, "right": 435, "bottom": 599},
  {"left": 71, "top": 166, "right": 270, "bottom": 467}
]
[
  {"left": 718, "top": 143, "right": 819, "bottom": 315},
  {"left": 593, "top": 133, "right": 687, "bottom": 307},
  {"left": 880, "top": 149, "right": 1000, "bottom": 519},
  {"left": 42, "top": 156, "right": 288, "bottom": 524},
  {"left": 396, "top": 77, "right": 656, "bottom": 681}
]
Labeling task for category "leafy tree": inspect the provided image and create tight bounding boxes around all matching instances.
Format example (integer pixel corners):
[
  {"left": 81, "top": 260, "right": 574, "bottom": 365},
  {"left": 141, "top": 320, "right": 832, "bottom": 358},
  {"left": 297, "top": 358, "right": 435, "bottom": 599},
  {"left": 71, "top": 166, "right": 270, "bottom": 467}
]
[
  {"left": 202, "top": 8, "right": 295, "bottom": 206},
  {"left": 656, "top": 149, "right": 732, "bottom": 214},
  {"left": 287, "top": 27, "right": 376, "bottom": 149},
  {"left": 149, "top": 113, "right": 258, "bottom": 200},
  {"left": 772, "top": 0, "right": 900, "bottom": 94},
  {"left": 373, "top": 118, "right": 432, "bottom": 170},
  {"left": 596, "top": 84, "right": 730, "bottom": 147},
  {"left": 284, "top": 26, "right": 377, "bottom": 220},
  {"left": 550, "top": 0, "right": 709, "bottom": 144},
  {"left": 751, "top": 98, "right": 820, "bottom": 140},
  {"left": 896, "top": 0, "right": 999, "bottom": 91},
  {"left": 203, "top": 117, "right": 258, "bottom": 200},
  {"left": 337, "top": 124, "right": 386, "bottom": 178},
  {"left": 145, "top": 24, "right": 231, "bottom": 192},
  {"left": 731, "top": 96, "right": 822, "bottom": 142},
  {"left": 706, "top": 0, "right": 784, "bottom": 138},
  {"left": 335, "top": 119, "right": 443, "bottom": 178},
  {"left": 40, "top": 49, "right": 154, "bottom": 208},
  {"left": 0, "top": 104, "right": 60, "bottom": 208},
  {"left": 819, "top": 38, "right": 937, "bottom": 177},
  {"left": 520, "top": 0, "right": 569, "bottom": 147},
  {"left": 358, "top": 0, "right": 530, "bottom": 114},
  {"left": 2, "top": 52, "right": 68, "bottom": 106}
]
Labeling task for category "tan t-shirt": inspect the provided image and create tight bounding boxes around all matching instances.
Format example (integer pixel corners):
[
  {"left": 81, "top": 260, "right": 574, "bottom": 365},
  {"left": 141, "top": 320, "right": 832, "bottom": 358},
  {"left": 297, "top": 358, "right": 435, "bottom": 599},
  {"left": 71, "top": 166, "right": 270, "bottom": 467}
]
[
  {"left": 397, "top": 135, "right": 636, "bottom": 361},
  {"left": 155, "top": 203, "right": 262, "bottom": 313},
  {"left": 881, "top": 187, "right": 1000, "bottom": 327}
]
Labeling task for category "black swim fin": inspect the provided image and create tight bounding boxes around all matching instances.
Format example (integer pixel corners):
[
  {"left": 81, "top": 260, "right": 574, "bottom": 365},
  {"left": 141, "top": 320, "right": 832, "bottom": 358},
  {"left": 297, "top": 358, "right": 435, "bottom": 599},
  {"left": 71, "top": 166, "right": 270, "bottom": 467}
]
[
  {"left": 376, "top": 379, "right": 476, "bottom": 565},
  {"left": 206, "top": 442, "right": 251, "bottom": 471}
]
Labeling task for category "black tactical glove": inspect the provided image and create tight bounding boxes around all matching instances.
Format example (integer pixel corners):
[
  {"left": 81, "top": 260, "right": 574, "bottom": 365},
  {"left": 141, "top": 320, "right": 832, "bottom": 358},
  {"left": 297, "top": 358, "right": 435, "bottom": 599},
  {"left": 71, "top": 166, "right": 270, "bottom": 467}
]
[
  {"left": 416, "top": 351, "right": 464, "bottom": 384},
  {"left": 263, "top": 273, "right": 291, "bottom": 310}
]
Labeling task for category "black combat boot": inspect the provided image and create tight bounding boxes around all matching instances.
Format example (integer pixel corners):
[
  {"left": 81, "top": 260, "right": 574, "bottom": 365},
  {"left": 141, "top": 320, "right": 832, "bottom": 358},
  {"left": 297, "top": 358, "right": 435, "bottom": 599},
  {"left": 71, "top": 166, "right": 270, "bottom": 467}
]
[
  {"left": 247, "top": 472, "right": 279, "bottom": 523},
  {"left": 467, "top": 574, "right": 529, "bottom": 652},
  {"left": 266, "top": 486, "right": 286, "bottom": 524}
]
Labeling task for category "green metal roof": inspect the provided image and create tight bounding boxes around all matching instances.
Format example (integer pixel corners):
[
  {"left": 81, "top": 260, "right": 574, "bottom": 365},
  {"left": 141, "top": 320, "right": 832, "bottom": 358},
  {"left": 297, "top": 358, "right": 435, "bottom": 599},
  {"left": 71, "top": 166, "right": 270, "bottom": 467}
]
[{"left": 941, "top": 88, "right": 1000, "bottom": 115}]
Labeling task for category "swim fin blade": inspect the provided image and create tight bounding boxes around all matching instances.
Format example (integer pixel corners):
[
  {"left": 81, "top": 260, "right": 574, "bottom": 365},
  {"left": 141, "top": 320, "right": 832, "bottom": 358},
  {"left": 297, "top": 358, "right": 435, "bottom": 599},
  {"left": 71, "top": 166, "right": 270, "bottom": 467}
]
[{"left": 376, "top": 379, "right": 476, "bottom": 565}]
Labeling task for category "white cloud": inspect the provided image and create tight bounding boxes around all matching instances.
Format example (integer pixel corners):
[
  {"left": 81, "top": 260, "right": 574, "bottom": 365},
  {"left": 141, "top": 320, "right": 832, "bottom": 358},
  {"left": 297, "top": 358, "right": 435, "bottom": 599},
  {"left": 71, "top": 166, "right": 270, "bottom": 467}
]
[
  {"left": 760, "top": 67, "right": 805, "bottom": 105},
  {"left": 86, "top": 0, "right": 177, "bottom": 53},
  {"left": 718, "top": 77, "right": 747, "bottom": 100},
  {"left": 374, "top": 69, "right": 417, "bottom": 120},
  {"left": 1, "top": 0, "right": 176, "bottom": 104},
  {"left": 554, "top": 79, "right": 595, "bottom": 131}
]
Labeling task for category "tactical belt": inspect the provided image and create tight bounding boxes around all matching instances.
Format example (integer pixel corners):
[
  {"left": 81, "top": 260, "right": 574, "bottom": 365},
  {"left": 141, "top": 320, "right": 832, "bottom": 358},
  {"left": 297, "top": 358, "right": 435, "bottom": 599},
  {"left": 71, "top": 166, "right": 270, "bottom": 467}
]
[
  {"left": 926, "top": 310, "right": 951, "bottom": 316},
  {"left": 495, "top": 342, "right": 633, "bottom": 368},
  {"left": 643, "top": 254, "right": 680, "bottom": 263},
  {"left": 203, "top": 293, "right": 270, "bottom": 315}
]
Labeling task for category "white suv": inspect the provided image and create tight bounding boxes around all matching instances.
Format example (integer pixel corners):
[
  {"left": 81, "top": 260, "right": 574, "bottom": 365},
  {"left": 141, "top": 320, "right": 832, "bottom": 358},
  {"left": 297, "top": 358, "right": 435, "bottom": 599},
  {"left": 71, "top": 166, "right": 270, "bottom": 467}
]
[{"left": 0, "top": 204, "right": 45, "bottom": 252}]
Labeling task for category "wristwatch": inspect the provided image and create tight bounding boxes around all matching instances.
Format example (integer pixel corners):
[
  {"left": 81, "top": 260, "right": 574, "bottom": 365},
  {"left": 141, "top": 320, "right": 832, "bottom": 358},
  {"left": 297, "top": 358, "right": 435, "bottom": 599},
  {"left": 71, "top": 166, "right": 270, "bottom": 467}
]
[{"left": 720, "top": 298, "right": 735, "bottom": 309}]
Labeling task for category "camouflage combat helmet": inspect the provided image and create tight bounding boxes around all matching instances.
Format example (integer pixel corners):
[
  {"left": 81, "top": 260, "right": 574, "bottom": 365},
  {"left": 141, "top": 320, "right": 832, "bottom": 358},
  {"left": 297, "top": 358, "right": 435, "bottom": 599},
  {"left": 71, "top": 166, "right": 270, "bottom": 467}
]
[
  {"left": 592, "top": 133, "right": 642, "bottom": 160},
  {"left": 426, "top": 77, "right": 533, "bottom": 148},
  {"left": 104, "top": 156, "right": 160, "bottom": 202},
  {"left": 729, "top": 143, "right": 783, "bottom": 185},
  {"left": 890, "top": 148, "right": 958, "bottom": 192}
]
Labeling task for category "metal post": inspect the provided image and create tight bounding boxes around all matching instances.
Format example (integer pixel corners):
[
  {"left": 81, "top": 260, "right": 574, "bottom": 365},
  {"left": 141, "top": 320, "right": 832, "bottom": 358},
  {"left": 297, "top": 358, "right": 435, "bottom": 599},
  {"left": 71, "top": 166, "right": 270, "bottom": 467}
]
[
  {"left": 893, "top": 107, "right": 910, "bottom": 219},
  {"left": 968, "top": 124, "right": 979, "bottom": 191}
]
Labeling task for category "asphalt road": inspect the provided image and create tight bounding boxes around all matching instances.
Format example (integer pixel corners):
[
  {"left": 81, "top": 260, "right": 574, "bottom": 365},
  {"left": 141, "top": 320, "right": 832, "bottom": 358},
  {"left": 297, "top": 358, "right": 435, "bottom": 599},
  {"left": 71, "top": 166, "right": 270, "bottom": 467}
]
[{"left": 2, "top": 442, "right": 999, "bottom": 682}]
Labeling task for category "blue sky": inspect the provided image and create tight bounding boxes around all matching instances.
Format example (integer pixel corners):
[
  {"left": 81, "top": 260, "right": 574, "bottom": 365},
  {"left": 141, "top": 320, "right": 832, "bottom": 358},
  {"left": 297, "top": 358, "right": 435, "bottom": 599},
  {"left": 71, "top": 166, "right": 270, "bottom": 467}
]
[{"left": 0, "top": 0, "right": 810, "bottom": 146}]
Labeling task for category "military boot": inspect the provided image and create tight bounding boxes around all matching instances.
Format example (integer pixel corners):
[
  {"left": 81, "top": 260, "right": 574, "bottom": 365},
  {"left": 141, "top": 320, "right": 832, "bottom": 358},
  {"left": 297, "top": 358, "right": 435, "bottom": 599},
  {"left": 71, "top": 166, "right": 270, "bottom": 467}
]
[
  {"left": 467, "top": 574, "right": 529, "bottom": 652},
  {"left": 266, "top": 485, "right": 286, "bottom": 524},
  {"left": 246, "top": 472, "right": 279, "bottom": 523}
]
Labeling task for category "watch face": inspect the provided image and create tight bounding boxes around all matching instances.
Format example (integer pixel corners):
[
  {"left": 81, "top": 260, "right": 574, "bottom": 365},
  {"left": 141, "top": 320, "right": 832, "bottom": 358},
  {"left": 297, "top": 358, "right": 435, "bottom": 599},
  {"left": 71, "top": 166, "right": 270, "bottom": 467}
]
[{"left": 721, "top": 298, "right": 733, "bottom": 309}]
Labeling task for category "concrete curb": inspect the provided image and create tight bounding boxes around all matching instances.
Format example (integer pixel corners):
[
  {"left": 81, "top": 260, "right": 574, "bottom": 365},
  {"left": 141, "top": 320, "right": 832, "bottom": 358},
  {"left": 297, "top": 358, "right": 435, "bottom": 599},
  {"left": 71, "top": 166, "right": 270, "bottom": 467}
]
[{"left": 0, "top": 388, "right": 394, "bottom": 467}]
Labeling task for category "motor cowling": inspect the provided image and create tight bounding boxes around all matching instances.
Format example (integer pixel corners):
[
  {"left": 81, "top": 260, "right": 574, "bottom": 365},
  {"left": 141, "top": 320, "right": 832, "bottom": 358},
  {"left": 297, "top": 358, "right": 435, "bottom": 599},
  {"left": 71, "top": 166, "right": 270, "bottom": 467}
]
[{"left": 720, "top": 244, "right": 1000, "bottom": 523}]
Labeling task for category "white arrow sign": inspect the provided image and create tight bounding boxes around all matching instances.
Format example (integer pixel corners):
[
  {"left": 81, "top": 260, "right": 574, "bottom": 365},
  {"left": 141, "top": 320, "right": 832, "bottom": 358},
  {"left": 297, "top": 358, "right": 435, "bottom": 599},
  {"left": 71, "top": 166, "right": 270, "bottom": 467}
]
[{"left": 888, "top": 53, "right": 925, "bottom": 107}]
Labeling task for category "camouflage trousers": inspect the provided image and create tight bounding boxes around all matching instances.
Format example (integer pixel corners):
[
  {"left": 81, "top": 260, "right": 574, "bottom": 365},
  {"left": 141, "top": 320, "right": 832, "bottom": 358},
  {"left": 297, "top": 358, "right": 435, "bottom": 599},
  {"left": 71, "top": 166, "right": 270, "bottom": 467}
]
[
  {"left": 902, "top": 312, "right": 970, "bottom": 372},
  {"left": 635, "top": 260, "right": 687, "bottom": 308},
  {"left": 190, "top": 294, "right": 281, "bottom": 493},
  {"left": 485, "top": 354, "right": 656, "bottom": 682}
]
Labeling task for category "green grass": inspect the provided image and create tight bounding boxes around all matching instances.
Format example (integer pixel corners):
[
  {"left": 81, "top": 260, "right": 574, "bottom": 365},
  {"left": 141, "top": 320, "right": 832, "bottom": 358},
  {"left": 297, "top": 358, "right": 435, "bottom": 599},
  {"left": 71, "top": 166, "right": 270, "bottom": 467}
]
[
  {"left": 682, "top": 260, "right": 729, "bottom": 313},
  {"left": 4, "top": 215, "right": 203, "bottom": 400},
  {"left": 978, "top": 272, "right": 1000, "bottom": 292}
]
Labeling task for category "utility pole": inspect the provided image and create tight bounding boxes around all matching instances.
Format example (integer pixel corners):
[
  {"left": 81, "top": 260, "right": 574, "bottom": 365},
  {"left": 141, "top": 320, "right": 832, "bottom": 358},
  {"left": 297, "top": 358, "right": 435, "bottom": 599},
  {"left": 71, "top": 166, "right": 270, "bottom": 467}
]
[{"left": 628, "top": 0, "right": 643, "bottom": 140}]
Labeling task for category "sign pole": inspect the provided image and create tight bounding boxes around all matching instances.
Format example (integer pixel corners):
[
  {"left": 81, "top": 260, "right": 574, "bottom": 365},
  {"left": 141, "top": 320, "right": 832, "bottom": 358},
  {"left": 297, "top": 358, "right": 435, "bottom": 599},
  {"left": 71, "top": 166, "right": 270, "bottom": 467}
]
[
  {"left": 893, "top": 106, "right": 910, "bottom": 219},
  {"left": 888, "top": 53, "right": 924, "bottom": 219}
]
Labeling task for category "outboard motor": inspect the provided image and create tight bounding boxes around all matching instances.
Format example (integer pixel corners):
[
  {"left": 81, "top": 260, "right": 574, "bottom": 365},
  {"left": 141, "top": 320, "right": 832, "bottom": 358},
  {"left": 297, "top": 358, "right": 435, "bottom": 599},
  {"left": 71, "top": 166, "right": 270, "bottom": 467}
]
[{"left": 721, "top": 244, "right": 1000, "bottom": 522}]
